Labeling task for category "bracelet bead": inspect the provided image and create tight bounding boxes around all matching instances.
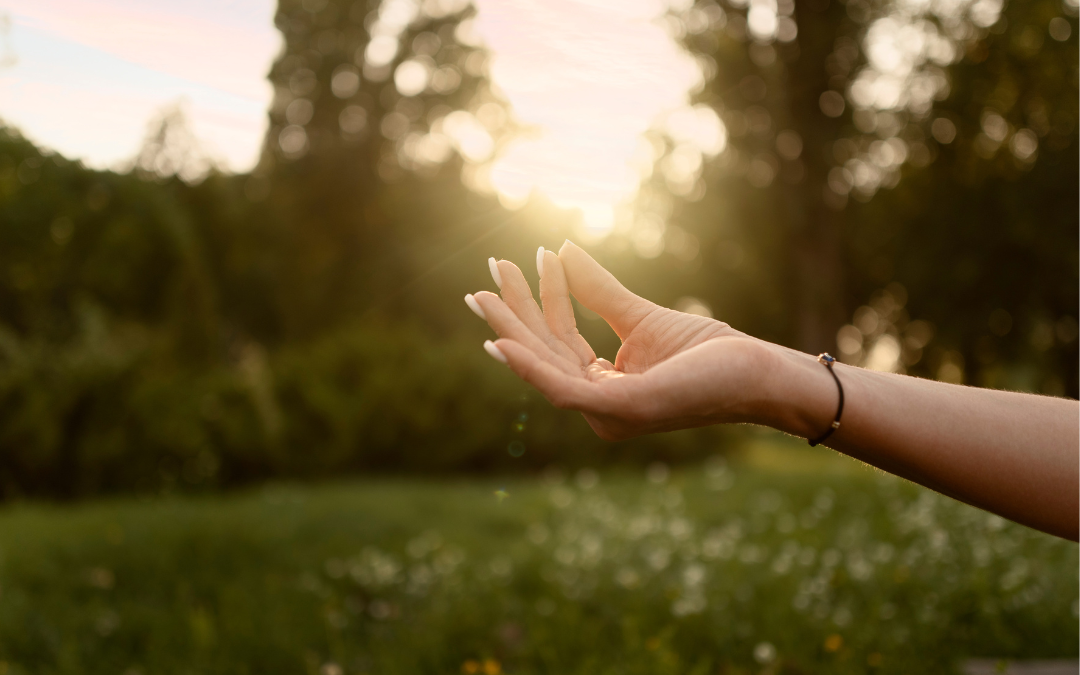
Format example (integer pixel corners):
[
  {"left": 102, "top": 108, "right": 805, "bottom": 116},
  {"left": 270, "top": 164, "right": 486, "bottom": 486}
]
[{"left": 808, "top": 353, "right": 845, "bottom": 447}]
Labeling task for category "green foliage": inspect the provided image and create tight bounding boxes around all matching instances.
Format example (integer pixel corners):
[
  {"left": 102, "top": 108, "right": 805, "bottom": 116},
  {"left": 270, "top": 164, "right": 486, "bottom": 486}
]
[
  {"left": 847, "top": 0, "right": 1079, "bottom": 393},
  {"left": 663, "top": 0, "right": 1078, "bottom": 384},
  {"left": 0, "top": 312, "right": 489, "bottom": 496},
  {"left": 0, "top": 297, "right": 733, "bottom": 498},
  {"left": 0, "top": 122, "right": 736, "bottom": 499},
  {"left": 258, "top": 0, "right": 501, "bottom": 339},
  {"left": 0, "top": 460, "right": 1074, "bottom": 673},
  {"left": 0, "top": 0, "right": 1076, "bottom": 499}
]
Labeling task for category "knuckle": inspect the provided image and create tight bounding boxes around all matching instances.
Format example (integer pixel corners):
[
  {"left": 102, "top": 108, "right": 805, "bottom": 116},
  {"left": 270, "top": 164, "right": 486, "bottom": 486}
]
[
  {"left": 558, "top": 327, "right": 581, "bottom": 344},
  {"left": 543, "top": 335, "right": 565, "bottom": 353}
]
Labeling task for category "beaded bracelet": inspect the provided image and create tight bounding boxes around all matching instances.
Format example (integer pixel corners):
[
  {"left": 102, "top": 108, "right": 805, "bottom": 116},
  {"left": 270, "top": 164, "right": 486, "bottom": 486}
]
[{"left": 808, "top": 353, "right": 844, "bottom": 447}]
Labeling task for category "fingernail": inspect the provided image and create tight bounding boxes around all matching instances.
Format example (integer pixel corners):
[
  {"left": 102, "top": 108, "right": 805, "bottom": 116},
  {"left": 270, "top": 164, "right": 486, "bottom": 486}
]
[
  {"left": 536, "top": 246, "right": 545, "bottom": 277},
  {"left": 488, "top": 257, "right": 503, "bottom": 289},
  {"left": 483, "top": 340, "right": 507, "bottom": 364},
  {"left": 464, "top": 293, "right": 486, "bottom": 320}
]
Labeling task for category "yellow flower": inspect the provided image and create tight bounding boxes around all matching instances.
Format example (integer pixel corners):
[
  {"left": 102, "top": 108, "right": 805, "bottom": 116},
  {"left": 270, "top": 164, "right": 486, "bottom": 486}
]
[{"left": 824, "top": 634, "right": 844, "bottom": 652}]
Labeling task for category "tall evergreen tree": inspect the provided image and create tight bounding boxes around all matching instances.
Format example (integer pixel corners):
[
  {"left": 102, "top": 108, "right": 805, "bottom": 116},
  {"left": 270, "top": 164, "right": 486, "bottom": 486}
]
[{"left": 258, "top": 0, "right": 509, "bottom": 337}]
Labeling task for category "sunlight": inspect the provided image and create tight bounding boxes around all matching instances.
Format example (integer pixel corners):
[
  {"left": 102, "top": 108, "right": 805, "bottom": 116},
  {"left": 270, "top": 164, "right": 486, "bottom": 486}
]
[
  {"left": 0, "top": 0, "right": 278, "bottom": 171},
  {"left": 471, "top": 0, "right": 720, "bottom": 234}
]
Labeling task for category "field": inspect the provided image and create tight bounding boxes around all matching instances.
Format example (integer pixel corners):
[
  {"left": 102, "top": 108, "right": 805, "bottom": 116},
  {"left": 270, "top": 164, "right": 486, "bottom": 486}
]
[{"left": 0, "top": 436, "right": 1076, "bottom": 675}]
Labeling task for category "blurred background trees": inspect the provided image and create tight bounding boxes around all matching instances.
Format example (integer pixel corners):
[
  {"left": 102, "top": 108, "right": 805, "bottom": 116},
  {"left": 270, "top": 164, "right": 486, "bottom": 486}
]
[
  {"left": 0, "top": 0, "right": 1074, "bottom": 499},
  {"left": 652, "top": 0, "right": 1078, "bottom": 392}
]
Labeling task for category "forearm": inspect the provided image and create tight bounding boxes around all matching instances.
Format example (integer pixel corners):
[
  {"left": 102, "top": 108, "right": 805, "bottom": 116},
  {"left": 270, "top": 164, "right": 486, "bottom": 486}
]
[
  {"left": 474, "top": 246, "right": 1077, "bottom": 539},
  {"left": 757, "top": 343, "right": 1080, "bottom": 540}
]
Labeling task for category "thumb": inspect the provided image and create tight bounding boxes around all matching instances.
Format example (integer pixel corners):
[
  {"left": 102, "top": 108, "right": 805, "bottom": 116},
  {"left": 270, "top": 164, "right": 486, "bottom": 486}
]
[{"left": 558, "top": 240, "right": 656, "bottom": 340}]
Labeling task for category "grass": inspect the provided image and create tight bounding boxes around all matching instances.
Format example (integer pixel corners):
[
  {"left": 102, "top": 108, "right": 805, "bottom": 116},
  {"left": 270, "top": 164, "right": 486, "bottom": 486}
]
[{"left": 0, "top": 436, "right": 1075, "bottom": 674}]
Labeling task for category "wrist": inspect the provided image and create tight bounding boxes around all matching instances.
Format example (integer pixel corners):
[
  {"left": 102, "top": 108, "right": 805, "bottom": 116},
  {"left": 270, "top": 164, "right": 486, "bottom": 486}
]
[{"left": 753, "top": 342, "right": 845, "bottom": 441}]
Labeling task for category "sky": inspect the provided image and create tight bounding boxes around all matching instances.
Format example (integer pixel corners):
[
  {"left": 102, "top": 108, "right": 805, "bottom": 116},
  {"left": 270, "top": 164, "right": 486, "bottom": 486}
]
[
  {"left": 0, "top": 0, "right": 708, "bottom": 223},
  {"left": 473, "top": 0, "right": 706, "bottom": 230},
  {"left": 0, "top": 0, "right": 280, "bottom": 171}
]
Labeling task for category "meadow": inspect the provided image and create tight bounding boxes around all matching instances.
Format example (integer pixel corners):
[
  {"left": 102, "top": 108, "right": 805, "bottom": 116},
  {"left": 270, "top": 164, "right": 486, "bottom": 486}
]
[{"left": 0, "top": 436, "right": 1075, "bottom": 675}]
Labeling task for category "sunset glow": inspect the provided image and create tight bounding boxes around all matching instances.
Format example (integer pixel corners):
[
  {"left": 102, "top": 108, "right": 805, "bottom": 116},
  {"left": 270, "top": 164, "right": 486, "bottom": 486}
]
[
  {"left": 473, "top": 0, "right": 717, "bottom": 231},
  {"left": 0, "top": 0, "right": 721, "bottom": 224}
]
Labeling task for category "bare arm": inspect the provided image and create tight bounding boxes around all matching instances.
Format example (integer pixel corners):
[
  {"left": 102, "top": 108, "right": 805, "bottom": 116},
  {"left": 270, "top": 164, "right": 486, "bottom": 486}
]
[
  {"left": 467, "top": 241, "right": 1080, "bottom": 540},
  {"left": 761, "top": 346, "right": 1079, "bottom": 540}
]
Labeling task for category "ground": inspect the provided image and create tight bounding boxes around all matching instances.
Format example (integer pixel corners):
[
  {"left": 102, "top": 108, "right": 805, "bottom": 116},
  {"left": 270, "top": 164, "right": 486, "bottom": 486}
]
[{"left": 0, "top": 434, "right": 1076, "bottom": 674}]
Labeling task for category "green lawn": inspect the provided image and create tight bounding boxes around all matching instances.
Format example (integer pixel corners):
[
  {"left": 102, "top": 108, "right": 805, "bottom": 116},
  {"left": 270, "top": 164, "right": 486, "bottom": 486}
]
[{"left": 0, "top": 438, "right": 1075, "bottom": 674}]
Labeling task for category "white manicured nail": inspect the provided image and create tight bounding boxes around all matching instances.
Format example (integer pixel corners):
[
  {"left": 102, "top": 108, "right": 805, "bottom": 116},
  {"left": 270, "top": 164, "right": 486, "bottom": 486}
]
[
  {"left": 484, "top": 340, "right": 507, "bottom": 364},
  {"left": 464, "top": 294, "right": 486, "bottom": 320},
  {"left": 488, "top": 257, "right": 503, "bottom": 289},
  {"left": 536, "top": 246, "right": 545, "bottom": 277}
]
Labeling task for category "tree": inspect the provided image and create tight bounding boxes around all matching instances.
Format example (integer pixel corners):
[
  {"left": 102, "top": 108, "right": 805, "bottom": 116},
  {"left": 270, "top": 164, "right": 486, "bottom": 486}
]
[
  {"left": 642, "top": 0, "right": 1076, "bottom": 393},
  {"left": 255, "top": 0, "right": 519, "bottom": 339}
]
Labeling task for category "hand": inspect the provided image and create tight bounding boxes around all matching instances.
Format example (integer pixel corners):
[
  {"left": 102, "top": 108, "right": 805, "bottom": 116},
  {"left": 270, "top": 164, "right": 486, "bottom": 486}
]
[
  {"left": 466, "top": 243, "right": 1080, "bottom": 540},
  {"left": 465, "top": 241, "right": 773, "bottom": 440}
]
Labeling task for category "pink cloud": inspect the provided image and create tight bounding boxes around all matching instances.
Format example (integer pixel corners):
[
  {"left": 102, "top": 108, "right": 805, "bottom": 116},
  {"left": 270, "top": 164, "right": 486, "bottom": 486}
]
[{"left": 4, "top": 0, "right": 280, "bottom": 101}]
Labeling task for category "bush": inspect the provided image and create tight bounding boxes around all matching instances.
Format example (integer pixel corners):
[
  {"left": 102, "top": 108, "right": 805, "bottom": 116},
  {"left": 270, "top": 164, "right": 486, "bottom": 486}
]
[{"left": 0, "top": 310, "right": 734, "bottom": 499}]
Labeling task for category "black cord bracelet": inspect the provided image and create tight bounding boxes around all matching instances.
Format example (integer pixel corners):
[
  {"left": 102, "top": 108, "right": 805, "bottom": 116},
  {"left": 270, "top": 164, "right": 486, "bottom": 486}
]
[{"left": 808, "top": 353, "right": 844, "bottom": 447}]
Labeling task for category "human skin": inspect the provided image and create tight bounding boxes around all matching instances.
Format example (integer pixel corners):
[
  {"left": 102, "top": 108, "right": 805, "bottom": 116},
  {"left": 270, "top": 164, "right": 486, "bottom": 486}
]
[{"left": 465, "top": 241, "right": 1079, "bottom": 541}]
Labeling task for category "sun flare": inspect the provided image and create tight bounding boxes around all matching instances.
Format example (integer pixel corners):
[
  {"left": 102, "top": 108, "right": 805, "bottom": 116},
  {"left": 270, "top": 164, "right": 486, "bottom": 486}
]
[{"left": 471, "top": 0, "right": 725, "bottom": 233}]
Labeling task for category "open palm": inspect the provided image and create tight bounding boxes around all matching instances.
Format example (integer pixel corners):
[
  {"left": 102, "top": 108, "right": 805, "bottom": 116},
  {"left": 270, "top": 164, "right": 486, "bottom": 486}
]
[{"left": 467, "top": 241, "right": 768, "bottom": 440}]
